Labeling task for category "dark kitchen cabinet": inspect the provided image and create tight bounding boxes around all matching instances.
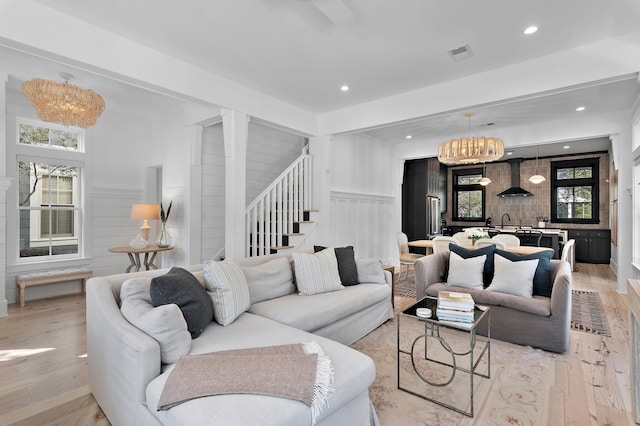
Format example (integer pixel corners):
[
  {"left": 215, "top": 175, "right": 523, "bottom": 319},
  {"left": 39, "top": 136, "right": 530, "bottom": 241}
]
[{"left": 568, "top": 229, "right": 611, "bottom": 264}]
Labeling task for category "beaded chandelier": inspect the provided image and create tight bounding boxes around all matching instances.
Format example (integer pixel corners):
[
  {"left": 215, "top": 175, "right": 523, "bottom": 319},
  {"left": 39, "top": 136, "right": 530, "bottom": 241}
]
[
  {"left": 438, "top": 113, "right": 504, "bottom": 165},
  {"left": 22, "top": 73, "right": 105, "bottom": 128}
]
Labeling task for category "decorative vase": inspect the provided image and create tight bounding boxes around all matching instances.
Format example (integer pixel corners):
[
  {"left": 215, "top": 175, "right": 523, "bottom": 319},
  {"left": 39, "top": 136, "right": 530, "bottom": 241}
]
[
  {"left": 129, "top": 234, "right": 148, "bottom": 249},
  {"left": 156, "top": 223, "right": 172, "bottom": 248}
]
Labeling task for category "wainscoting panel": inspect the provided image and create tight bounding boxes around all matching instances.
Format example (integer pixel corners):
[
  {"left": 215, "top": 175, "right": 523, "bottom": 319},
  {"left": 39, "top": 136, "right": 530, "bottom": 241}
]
[{"left": 329, "top": 191, "right": 395, "bottom": 263}]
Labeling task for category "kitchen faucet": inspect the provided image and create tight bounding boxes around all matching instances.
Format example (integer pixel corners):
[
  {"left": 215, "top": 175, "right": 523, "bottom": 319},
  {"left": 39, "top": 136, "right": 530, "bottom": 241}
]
[{"left": 501, "top": 213, "right": 511, "bottom": 229}]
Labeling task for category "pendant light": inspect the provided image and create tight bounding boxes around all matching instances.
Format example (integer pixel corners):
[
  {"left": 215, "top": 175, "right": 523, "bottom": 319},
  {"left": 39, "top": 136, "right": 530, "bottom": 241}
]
[
  {"left": 478, "top": 162, "right": 491, "bottom": 186},
  {"left": 528, "top": 148, "right": 546, "bottom": 184}
]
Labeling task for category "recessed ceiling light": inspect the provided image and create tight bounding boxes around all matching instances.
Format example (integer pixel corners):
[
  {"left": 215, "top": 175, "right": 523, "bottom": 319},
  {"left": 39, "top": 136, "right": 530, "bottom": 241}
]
[
  {"left": 340, "top": 85, "right": 349, "bottom": 92},
  {"left": 564, "top": 145, "right": 570, "bottom": 149},
  {"left": 524, "top": 26, "right": 538, "bottom": 35},
  {"left": 506, "top": 151, "right": 513, "bottom": 156},
  {"left": 405, "top": 135, "right": 412, "bottom": 139},
  {"left": 576, "top": 106, "right": 586, "bottom": 111}
]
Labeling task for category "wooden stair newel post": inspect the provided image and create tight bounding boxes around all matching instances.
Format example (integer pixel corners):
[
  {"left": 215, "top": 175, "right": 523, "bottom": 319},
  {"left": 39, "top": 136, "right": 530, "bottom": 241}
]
[{"left": 222, "top": 109, "right": 249, "bottom": 259}]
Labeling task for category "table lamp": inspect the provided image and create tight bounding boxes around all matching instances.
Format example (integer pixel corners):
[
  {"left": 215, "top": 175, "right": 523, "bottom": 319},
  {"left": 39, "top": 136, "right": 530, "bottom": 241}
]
[{"left": 131, "top": 204, "right": 160, "bottom": 242}]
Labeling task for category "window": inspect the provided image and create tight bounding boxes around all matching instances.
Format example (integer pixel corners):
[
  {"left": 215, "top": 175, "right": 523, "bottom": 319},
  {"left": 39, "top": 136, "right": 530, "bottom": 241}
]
[
  {"left": 551, "top": 158, "right": 599, "bottom": 224},
  {"left": 16, "top": 120, "right": 83, "bottom": 259},
  {"left": 453, "top": 168, "right": 485, "bottom": 221}
]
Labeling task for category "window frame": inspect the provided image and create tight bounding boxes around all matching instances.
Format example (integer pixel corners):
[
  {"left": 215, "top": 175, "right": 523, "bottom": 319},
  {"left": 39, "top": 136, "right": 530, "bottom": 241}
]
[
  {"left": 551, "top": 158, "right": 600, "bottom": 224},
  {"left": 452, "top": 167, "right": 486, "bottom": 222},
  {"left": 13, "top": 118, "right": 86, "bottom": 263}
]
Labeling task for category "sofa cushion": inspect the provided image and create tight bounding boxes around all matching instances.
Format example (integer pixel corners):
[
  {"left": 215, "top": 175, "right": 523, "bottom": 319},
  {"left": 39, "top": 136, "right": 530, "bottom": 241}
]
[
  {"left": 145, "top": 313, "right": 376, "bottom": 426},
  {"left": 425, "top": 282, "right": 551, "bottom": 317},
  {"left": 487, "top": 253, "right": 538, "bottom": 297},
  {"left": 120, "top": 277, "right": 191, "bottom": 364},
  {"left": 204, "top": 260, "right": 251, "bottom": 326},
  {"left": 240, "top": 257, "right": 295, "bottom": 305},
  {"left": 151, "top": 267, "right": 213, "bottom": 338},
  {"left": 249, "top": 284, "right": 390, "bottom": 333},
  {"left": 355, "top": 259, "right": 387, "bottom": 284},
  {"left": 449, "top": 243, "right": 496, "bottom": 286},
  {"left": 314, "top": 245, "right": 359, "bottom": 285},
  {"left": 495, "top": 248, "right": 554, "bottom": 297},
  {"left": 446, "top": 251, "right": 485, "bottom": 290},
  {"left": 293, "top": 249, "right": 344, "bottom": 295}
]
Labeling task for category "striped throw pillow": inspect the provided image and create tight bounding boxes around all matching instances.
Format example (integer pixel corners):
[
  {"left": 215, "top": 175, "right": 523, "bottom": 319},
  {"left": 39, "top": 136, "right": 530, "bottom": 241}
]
[
  {"left": 203, "top": 260, "right": 250, "bottom": 326},
  {"left": 293, "top": 248, "right": 344, "bottom": 295}
]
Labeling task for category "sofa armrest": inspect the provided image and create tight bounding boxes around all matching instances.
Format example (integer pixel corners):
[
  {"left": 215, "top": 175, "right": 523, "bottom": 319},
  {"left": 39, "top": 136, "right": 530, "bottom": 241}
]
[
  {"left": 87, "top": 277, "right": 162, "bottom": 426},
  {"left": 414, "top": 252, "right": 449, "bottom": 300},
  {"left": 549, "top": 259, "right": 572, "bottom": 319}
]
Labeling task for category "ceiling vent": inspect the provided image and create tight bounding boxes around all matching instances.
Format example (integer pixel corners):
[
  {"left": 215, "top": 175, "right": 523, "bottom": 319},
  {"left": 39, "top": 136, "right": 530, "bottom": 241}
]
[{"left": 448, "top": 44, "right": 473, "bottom": 61}]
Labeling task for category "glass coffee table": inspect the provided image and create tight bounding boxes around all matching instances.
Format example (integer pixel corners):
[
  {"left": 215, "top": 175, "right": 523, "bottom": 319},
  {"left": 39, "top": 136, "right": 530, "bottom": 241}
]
[{"left": 397, "top": 296, "right": 490, "bottom": 417}]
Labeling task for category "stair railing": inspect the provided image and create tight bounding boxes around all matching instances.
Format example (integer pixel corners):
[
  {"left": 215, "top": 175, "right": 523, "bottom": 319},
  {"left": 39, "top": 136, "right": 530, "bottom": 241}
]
[{"left": 245, "top": 145, "right": 311, "bottom": 257}]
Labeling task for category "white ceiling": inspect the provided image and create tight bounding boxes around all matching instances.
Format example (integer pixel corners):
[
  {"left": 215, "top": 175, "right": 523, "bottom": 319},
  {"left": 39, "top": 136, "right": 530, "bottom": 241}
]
[{"left": 6, "top": 0, "right": 640, "bottom": 153}]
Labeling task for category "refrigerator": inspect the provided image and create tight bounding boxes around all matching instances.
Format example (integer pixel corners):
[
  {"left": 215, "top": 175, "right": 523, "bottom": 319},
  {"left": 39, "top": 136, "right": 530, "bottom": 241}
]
[{"left": 426, "top": 196, "right": 441, "bottom": 238}]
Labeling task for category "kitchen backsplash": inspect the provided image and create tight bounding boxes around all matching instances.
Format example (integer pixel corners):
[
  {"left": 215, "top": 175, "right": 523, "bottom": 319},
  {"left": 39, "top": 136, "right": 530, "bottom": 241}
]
[{"left": 444, "top": 152, "right": 610, "bottom": 230}]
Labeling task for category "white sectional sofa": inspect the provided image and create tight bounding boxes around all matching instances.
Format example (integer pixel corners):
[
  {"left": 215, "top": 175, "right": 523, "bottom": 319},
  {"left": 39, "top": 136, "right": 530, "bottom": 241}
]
[{"left": 86, "top": 250, "right": 393, "bottom": 426}]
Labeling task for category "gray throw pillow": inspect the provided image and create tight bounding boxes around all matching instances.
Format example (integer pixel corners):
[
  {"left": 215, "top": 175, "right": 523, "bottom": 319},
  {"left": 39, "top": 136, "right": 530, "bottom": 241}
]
[
  {"left": 150, "top": 267, "right": 214, "bottom": 339},
  {"left": 120, "top": 277, "right": 191, "bottom": 364},
  {"left": 241, "top": 256, "right": 295, "bottom": 305},
  {"left": 356, "top": 259, "right": 387, "bottom": 284}
]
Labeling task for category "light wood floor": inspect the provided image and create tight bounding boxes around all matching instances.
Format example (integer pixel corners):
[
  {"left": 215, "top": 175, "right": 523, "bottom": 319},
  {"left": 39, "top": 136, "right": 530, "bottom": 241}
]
[{"left": 0, "top": 263, "right": 633, "bottom": 425}]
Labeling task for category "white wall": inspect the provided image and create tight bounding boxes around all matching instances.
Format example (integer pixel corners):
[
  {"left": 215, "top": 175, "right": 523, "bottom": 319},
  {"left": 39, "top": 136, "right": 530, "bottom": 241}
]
[
  {"left": 246, "top": 121, "right": 305, "bottom": 205},
  {"left": 315, "top": 133, "right": 397, "bottom": 264}
]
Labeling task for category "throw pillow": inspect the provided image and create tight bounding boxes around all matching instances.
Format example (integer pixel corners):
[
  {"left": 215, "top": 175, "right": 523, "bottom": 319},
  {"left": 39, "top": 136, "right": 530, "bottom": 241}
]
[
  {"left": 449, "top": 243, "right": 496, "bottom": 287},
  {"left": 120, "top": 277, "right": 191, "bottom": 364},
  {"left": 314, "top": 245, "right": 359, "bottom": 285},
  {"left": 487, "top": 253, "right": 539, "bottom": 297},
  {"left": 240, "top": 256, "right": 295, "bottom": 304},
  {"left": 292, "top": 248, "right": 344, "bottom": 295},
  {"left": 150, "top": 267, "right": 213, "bottom": 339},
  {"left": 203, "top": 260, "right": 251, "bottom": 326},
  {"left": 446, "top": 251, "right": 486, "bottom": 289},
  {"left": 494, "top": 249, "right": 554, "bottom": 297},
  {"left": 355, "top": 259, "right": 387, "bottom": 284}
]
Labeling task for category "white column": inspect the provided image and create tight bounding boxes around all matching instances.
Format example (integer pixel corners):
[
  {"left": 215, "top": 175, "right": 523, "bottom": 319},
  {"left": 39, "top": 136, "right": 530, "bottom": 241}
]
[
  {"left": 221, "top": 109, "right": 249, "bottom": 259},
  {"left": 0, "top": 177, "right": 11, "bottom": 317},
  {"left": 616, "top": 131, "right": 634, "bottom": 293},
  {"left": 308, "top": 135, "right": 333, "bottom": 244},
  {"left": 0, "top": 72, "right": 8, "bottom": 316}
]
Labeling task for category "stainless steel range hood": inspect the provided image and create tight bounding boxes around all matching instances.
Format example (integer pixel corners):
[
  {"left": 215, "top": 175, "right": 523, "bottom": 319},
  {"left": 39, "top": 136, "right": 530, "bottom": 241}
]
[{"left": 497, "top": 159, "right": 533, "bottom": 197}]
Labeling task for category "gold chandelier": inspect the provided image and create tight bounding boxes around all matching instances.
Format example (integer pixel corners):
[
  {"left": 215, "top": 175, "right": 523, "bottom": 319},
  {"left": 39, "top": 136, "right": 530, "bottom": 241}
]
[
  {"left": 438, "top": 113, "right": 504, "bottom": 165},
  {"left": 22, "top": 73, "right": 105, "bottom": 128}
]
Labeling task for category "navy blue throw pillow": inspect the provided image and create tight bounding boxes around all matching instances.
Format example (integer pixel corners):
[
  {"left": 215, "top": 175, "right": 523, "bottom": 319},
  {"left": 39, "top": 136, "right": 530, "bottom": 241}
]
[
  {"left": 314, "top": 245, "right": 359, "bottom": 285},
  {"left": 150, "top": 267, "right": 213, "bottom": 338},
  {"left": 448, "top": 243, "right": 496, "bottom": 287},
  {"left": 494, "top": 249, "right": 554, "bottom": 297}
]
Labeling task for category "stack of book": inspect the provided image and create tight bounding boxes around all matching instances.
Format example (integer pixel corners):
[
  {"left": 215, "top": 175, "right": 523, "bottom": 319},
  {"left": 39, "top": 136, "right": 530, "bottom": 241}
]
[{"left": 436, "top": 291, "right": 475, "bottom": 323}]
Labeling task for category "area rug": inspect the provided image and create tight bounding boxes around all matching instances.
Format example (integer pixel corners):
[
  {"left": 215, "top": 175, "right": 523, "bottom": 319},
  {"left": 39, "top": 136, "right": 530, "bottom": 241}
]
[
  {"left": 352, "top": 315, "right": 557, "bottom": 425},
  {"left": 571, "top": 290, "right": 611, "bottom": 336},
  {"left": 393, "top": 270, "right": 611, "bottom": 336}
]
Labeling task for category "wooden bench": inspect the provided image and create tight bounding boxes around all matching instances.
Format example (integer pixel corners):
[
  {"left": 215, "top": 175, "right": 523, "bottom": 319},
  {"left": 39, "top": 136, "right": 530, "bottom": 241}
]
[{"left": 16, "top": 268, "right": 93, "bottom": 307}]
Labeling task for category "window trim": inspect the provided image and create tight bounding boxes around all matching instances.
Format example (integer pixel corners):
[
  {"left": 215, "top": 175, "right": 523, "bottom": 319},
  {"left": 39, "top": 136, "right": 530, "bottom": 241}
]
[
  {"left": 452, "top": 167, "right": 486, "bottom": 222},
  {"left": 13, "top": 119, "right": 85, "bottom": 263},
  {"left": 551, "top": 158, "right": 600, "bottom": 224}
]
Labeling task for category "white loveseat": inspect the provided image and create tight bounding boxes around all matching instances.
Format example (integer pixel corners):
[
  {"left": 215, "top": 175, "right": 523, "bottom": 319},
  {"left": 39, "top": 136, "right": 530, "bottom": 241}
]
[{"left": 86, "top": 250, "right": 393, "bottom": 426}]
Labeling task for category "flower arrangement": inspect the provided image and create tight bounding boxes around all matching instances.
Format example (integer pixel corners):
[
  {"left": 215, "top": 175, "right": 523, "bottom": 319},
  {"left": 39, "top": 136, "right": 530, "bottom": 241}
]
[
  {"left": 160, "top": 201, "right": 172, "bottom": 224},
  {"left": 464, "top": 227, "right": 489, "bottom": 242}
]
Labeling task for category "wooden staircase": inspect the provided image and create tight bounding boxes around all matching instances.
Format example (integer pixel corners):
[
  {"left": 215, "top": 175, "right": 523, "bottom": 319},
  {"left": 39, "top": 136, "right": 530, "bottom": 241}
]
[{"left": 245, "top": 146, "right": 316, "bottom": 257}]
